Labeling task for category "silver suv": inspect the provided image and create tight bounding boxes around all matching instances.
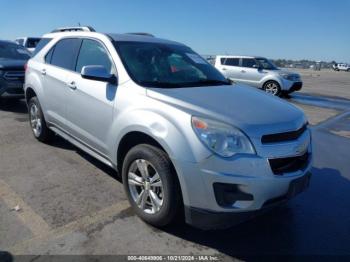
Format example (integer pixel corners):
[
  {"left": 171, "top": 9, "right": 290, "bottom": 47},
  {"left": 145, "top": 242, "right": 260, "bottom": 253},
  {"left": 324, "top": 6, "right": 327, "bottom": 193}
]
[
  {"left": 24, "top": 28, "right": 312, "bottom": 229},
  {"left": 215, "top": 56, "right": 303, "bottom": 96}
]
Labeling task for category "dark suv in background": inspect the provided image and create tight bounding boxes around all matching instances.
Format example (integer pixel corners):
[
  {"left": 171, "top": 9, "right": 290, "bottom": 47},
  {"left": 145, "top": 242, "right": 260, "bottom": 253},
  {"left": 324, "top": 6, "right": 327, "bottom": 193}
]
[{"left": 0, "top": 40, "right": 31, "bottom": 101}]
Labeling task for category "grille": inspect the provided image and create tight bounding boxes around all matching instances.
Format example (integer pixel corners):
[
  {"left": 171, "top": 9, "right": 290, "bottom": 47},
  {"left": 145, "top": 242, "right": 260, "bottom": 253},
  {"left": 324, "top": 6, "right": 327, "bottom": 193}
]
[
  {"left": 6, "top": 88, "right": 24, "bottom": 94},
  {"left": 269, "top": 152, "right": 309, "bottom": 175},
  {"left": 3, "top": 71, "right": 25, "bottom": 81},
  {"left": 261, "top": 124, "right": 307, "bottom": 144}
]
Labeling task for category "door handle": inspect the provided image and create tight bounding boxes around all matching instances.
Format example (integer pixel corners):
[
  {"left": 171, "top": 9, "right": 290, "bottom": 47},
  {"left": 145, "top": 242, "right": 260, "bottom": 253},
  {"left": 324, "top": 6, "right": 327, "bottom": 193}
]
[
  {"left": 222, "top": 68, "right": 227, "bottom": 71},
  {"left": 241, "top": 70, "right": 246, "bottom": 73},
  {"left": 41, "top": 69, "right": 46, "bottom": 76},
  {"left": 67, "top": 81, "right": 77, "bottom": 90}
]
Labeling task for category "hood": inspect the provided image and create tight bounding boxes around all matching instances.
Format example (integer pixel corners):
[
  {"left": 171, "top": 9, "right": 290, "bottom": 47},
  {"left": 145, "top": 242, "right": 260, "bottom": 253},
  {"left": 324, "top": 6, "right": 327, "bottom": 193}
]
[
  {"left": 0, "top": 59, "right": 27, "bottom": 70},
  {"left": 275, "top": 68, "right": 300, "bottom": 77},
  {"left": 146, "top": 84, "right": 306, "bottom": 139}
]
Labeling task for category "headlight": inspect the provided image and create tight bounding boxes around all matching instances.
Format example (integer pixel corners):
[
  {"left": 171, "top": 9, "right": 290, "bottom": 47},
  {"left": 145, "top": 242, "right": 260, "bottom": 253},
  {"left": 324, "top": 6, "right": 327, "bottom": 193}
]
[
  {"left": 191, "top": 116, "right": 255, "bottom": 157},
  {"left": 279, "top": 73, "right": 299, "bottom": 81}
]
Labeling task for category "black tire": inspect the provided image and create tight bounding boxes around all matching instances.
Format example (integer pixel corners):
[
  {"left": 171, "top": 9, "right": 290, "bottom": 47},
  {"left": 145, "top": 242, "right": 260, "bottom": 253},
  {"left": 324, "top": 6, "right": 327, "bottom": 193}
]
[
  {"left": 263, "top": 80, "right": 281, "bottom": 96},
  {"left": 122, "top": 144, "right": 182, "bottom": 227},
  {"left": 28, "top": 97, "right": 54, "bottom": 142}
]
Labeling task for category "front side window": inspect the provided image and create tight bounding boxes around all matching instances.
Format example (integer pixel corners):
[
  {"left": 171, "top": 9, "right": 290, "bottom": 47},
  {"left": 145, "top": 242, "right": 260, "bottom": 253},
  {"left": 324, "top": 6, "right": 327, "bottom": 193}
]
[
  {"left": 50, "top": 38, "right": 82, "bottom": 71},
  {"left": 242, "top": 58, "right": 258, "bottom": 68},
  {"left": 256, "top": 58, "right": 278, "bottom": 70},
  {"left": 75, "top": 39, "right": 113, "bottom": 74},
  {"left": 0, "top": 42, "right": 31, "bottom": 60},
  {"left": 114, "top": 41, "right": 229, "bottom": 88}
]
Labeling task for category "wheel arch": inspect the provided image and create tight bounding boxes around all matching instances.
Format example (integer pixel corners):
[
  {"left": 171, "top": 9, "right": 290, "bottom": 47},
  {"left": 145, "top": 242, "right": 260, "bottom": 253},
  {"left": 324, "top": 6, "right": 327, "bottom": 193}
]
[
  {"left": 116, "top": 131, "right": 169, "bottom": 174},
  {"left": 25, "top": 87, "right": 37, "bottom": 104}
]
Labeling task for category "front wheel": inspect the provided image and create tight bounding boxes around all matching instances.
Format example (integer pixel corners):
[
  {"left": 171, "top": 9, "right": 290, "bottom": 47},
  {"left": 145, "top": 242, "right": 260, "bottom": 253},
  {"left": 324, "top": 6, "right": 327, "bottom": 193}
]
[
  {"left": 263, "top": 81, "right": 281, "bottom": 96},
  {"left": 122, "top": 144, "right": 182, "bottom": 227}
]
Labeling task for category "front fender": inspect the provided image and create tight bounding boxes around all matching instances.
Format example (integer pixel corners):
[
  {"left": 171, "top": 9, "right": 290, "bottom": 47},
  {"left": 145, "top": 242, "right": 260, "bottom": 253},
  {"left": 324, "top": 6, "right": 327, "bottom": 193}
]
[
  {"left": 108, "top": 109, "right": 211, "bottom": 166},
  {"left": 260, "top": 75, "right": 283, "bottom": 89}
]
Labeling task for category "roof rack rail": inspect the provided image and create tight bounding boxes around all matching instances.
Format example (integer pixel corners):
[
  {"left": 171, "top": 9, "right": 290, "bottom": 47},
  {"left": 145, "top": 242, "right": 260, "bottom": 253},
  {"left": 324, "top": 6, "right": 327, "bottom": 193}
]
[
  {"left": 51, "top": 26, "right": 96, "bottom": 33},
  {"left": 125, "top": 32, "right": 155, "bottom": 37}
]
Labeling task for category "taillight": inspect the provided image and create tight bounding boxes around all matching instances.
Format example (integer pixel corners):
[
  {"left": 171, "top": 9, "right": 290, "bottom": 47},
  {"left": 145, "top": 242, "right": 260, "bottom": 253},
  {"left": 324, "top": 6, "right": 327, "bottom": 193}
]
[{"left": 24, "top": 63, "right": 28, "bottom": 71}]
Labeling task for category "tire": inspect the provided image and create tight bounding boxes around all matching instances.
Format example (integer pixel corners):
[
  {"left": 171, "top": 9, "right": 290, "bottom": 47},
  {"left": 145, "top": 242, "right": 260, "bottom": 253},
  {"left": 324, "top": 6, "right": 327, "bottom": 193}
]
[
  {"left": 263, "top": 80, "right": 281, "bottom": 96},
  {"left": 122, "top": 144, "right": 182, "bottom": 227},
  {"left": 28, "top": 97, "right": 54, "bottom": 142}
]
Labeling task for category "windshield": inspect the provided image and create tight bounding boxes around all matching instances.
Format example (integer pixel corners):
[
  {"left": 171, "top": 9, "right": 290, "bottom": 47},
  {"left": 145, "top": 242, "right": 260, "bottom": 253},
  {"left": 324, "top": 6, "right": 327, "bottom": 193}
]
[
  {"left": 256, "top": 58, "right": 278, "bottom": 70},
  {"left": 114, "top": 41, "right": 230, "bottom": 88},
  {"left": 0, "top": 42, "right": 31, "bottom": 60}
]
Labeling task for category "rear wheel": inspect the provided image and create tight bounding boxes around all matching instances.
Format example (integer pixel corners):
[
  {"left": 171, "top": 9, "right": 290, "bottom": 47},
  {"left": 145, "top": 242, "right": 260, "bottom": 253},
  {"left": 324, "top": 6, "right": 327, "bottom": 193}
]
[
  {"left": 122, "top": 144, "right": 182, "bottom": 227},
  {"left": 263, "top": 81, "right": 281, "bottom": 96},
  {"left": 28, "top": 97, "right": 54, "bottom": 142}
]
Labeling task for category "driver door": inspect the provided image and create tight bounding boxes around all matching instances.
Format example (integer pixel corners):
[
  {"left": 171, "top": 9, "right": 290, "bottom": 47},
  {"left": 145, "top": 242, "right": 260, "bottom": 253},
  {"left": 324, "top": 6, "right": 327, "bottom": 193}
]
[{"left": 239, "top": 58, "right": 265, "bottom": 87}]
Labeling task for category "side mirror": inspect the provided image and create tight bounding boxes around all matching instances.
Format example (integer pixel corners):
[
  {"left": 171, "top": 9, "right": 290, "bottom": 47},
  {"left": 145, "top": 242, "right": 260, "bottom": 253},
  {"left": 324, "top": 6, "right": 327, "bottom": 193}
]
[
  {"left": 252, "top": 64, "right": 260, "bottom": 69},
  {"left": 81, "top": 65, "right": 117, "bottom": 84}
]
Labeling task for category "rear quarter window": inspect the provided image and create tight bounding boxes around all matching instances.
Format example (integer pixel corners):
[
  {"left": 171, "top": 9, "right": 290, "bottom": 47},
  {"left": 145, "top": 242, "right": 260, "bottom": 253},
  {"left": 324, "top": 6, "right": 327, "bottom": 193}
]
[{"left": 31, "top": 38, "right": 52, "bottom": 57}]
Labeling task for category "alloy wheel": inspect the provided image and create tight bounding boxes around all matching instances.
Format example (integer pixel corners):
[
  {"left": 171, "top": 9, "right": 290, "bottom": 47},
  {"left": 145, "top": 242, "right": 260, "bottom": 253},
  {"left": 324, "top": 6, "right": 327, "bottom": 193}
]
[
  {"left": 127, "top": 159, "right": 164, "bottom": 214},
  {"left": 30, "top": 103, "right": 42, "bottom": 137},
  {"left": 265, "top": 82, "right": 279, "bottom": 95}
]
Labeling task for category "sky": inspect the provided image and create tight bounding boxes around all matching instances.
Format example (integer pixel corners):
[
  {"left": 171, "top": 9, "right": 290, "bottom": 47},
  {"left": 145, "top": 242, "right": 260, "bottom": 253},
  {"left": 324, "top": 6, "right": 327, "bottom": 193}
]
[{"left": 0, "top": 0, "right": 349, "bottom": 62}]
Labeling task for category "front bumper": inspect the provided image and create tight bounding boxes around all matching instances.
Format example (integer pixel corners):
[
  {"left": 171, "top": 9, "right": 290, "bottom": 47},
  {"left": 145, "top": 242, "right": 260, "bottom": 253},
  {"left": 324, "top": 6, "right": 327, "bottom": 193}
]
[
  {"left": 186, "top": 172, "right": 311, "bottom": 230},
  {"left": 288, "top": 82, "right": 303, "bottom": 93},
  {"left": 172, "top": 130, "right": 312, "bottom": 229},
  {"left": 0, "top": 79, "right": 24, "bottom": 98},
  {"left": 281, "top": 79, "right": 303, "bottom": 93}
]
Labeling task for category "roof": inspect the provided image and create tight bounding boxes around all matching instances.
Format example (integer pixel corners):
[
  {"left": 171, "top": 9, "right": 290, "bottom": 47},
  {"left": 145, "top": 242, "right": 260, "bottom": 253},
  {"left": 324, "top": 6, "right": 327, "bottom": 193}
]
[
  {"left": 107, "top": 33, "right": 184, "bottom": 46},
  {"left": 41, "top": 31, "right": 185, "bottom": 46}
]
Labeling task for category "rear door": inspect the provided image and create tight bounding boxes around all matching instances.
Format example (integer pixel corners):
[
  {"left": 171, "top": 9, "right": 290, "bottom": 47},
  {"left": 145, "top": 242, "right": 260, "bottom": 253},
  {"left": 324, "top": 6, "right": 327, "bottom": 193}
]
[
  {"left": 220, "top": 57, "right": 241, "bottom": 81},
  {"left": 65, "top": 38, "right": 116, "bottom": 155},
  {"left": 42, "top": 38, "right": 82, "bottom": 129}
]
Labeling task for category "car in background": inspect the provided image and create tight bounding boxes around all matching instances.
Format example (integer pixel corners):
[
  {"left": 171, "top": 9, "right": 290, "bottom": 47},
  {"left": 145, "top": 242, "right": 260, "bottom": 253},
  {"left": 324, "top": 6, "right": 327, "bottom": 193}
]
[
  {"left": 15, "top": 37, "right": 42, "bottom": 53},
  {"left": 332, "top": 63, "right": 350, "bottom": 72},
  {"left": 214, "top": 55, "right": 303, "bottom": 96},
  {"left": 0, "top": 40, "right": 31, "bottom": 101}
]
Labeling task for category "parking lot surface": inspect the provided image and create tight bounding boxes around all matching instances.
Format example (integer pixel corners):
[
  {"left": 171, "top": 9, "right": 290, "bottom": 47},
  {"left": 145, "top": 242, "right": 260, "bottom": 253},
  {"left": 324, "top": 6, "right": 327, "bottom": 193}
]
[{"left": 1, "top": 69, "right": 350, "bottom": 259}]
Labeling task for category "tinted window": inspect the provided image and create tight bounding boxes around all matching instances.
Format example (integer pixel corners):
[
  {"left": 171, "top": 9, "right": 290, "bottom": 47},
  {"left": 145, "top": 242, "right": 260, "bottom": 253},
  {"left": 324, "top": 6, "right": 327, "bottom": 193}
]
[
  {"left": 242, "top": 58, "right": 258, "bottom": 68},
  {"left": 45, "top": 47, "right": 54, "bottom": 63},
  {"left": 114, "top": 41, "right": 229, "bottom": 88},
  {"left": 221, "top": 58, "right": 239, "bottom": 66},
  {"left": 50, "top": 38, "right": 82, "bottom": 70},
  {"left": 256, "top": 58, "right": 278, "bottom": 70},
  {"left": 75, "top": 39, "right": 113, "bottom": 73},
  {"left": 26, "top": 38, "right": 41, "bottom": 48},
  {"left": 32, "top": 38, "right": 52, "bottom": 57}
]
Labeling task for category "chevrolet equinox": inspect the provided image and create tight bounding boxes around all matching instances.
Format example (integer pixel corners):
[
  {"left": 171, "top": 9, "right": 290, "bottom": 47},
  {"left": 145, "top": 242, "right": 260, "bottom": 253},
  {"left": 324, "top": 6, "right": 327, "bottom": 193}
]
[{"left": 24, "top": 27, "right": 312, "bottom": 229}]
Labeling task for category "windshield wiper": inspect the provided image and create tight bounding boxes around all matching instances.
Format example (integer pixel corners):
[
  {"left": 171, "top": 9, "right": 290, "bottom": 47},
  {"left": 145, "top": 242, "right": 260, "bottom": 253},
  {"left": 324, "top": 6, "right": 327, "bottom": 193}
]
[
  {"left": 139, "top": 81, "right": 183, "bottom": 88},
  {"left": 140, "top": 79, "right": 231, "bottom": 88},
  {"left": 196, "top": 79, "right": 231, "bottom": 86}
]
